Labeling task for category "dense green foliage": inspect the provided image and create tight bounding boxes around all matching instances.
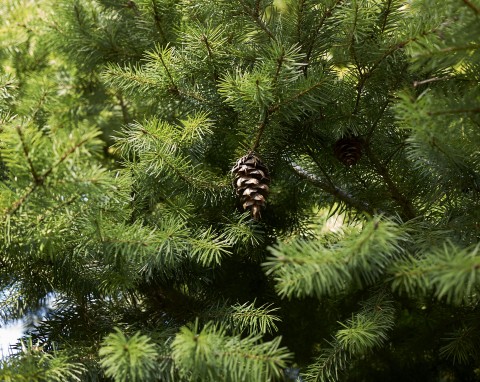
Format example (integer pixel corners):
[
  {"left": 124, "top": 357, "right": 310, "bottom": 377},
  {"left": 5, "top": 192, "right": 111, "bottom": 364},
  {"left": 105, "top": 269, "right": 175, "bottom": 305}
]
[{"left": 1, "top": 0, "right": 479, "bottom": 381}]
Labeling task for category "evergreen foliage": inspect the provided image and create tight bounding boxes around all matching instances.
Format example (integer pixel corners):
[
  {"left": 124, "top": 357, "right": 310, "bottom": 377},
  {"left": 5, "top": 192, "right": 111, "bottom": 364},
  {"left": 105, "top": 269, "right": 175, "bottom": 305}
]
[{"left": 0, "top": 0, "right": 479, "bottom": 381}]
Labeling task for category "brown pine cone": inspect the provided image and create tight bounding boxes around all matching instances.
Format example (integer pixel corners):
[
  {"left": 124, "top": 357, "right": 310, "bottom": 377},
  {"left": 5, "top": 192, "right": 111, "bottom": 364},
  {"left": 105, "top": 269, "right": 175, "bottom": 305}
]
[
  {"left": 333, "top": 136, "right": 363, "bottom": 166},
  {"left": 232, "top": 152, "right": 270, "bottom": 220}
]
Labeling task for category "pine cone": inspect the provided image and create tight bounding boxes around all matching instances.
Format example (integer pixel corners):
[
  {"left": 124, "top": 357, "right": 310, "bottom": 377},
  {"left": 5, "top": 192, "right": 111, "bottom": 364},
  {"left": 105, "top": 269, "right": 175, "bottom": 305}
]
[
  {"left": 333, "top": 136, "right": 363, "bottom": 166},
  {"left": 232, "top": 152, "right": 270, "bottom": 220}
]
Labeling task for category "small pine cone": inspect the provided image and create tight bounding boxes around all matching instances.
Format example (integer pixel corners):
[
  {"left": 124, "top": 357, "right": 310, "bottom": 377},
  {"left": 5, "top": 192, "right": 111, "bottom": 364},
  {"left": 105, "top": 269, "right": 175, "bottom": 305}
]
[
  {"left": 232, "top": 152, "right": 270, "bottom": 220},
  {"left": 333, "top": 136, "right": 363, "bottom": 166}
]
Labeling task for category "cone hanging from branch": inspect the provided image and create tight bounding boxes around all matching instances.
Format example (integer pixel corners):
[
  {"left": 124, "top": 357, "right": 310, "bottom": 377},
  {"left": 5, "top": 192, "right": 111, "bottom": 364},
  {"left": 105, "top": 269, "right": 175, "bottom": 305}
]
[
  {"left": 333, "top": 136, "right": 363, "bottom": 166},
  {"left": 232, "top": 152, "right": 270, "bottom": 220}
]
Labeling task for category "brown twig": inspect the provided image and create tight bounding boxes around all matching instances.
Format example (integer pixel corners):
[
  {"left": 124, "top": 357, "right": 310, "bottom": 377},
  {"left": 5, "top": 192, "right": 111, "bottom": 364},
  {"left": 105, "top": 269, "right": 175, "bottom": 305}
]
[{"left": 413, "top": 76, "right": 450, "bottom": 87}]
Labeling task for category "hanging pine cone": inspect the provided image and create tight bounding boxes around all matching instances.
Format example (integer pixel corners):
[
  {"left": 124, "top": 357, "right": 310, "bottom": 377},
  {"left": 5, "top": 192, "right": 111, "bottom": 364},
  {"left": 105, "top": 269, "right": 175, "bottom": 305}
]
[
  {"left": 232, "top": 152, "right": 270, "bottom": 220},
  {"left": 333, "top": 136, "right": 363, "bottom": 166}
]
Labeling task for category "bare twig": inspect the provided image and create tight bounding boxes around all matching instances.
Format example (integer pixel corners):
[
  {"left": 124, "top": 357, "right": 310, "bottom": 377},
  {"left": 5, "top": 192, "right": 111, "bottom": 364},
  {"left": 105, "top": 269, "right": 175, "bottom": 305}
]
[{"left": 413, "top": 76, "right": 450, "bottom": 87}]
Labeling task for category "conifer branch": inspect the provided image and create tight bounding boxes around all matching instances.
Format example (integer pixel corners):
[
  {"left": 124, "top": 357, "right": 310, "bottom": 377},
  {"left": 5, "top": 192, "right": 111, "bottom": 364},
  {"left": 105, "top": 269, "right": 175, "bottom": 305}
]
[
  {"left": 31, "top": 195, "right": 78, "bottom": 226},
  {"left": 353, "top": 32, "right": 439, "bottom": 103},
  {"left": 363, "top": 146, "right": 416, "bottom": 220},
  {"left": 4, "top": 185, "right": 37, "bottom": 218},
  {"left": 379, "top": 0, "right": 393, "bottom": 34},
  {"left": 106, "top": 67, "right": 157, "bottom": 87},
  {"left": 251, "top": 112, "right": 269, "bottom": 152},
  {"left": 4, "top": 136, "right": 92, "bottom": 217},
  {"left": 303, "top": 0, "right": 344, "bottom": 73},
  {"left": 105, "top": 47, "right": 203, "bottom": 104},
  {"left": 349, "top": 2, "right": 363, "bottom": 76},
  {"left": 440, "top": 323, "right": 480, "bottom": 364},
  {"left": 237, "top": 0, "right": 276, "bottom": 40},
  {"left": 365, "top": 99, "right": 391, "bottom": 142},
  {"left": 427, "top": 107, "right": 480, "bottom": 116},
  {"left": 201, "top": 34, "right": 219, "bottom": 82},
  {"left": 415, "top": 44, "right": 480, "bottom": 58},
  {"left": 99, "top": 329, "right": 159, "bottom": 381},
  {"left": 462, "top": 0, "right": 480, "bottom": 14},
  {"left": 42, "top": 137, "right": 92, "bottom": 180},
  {"left": 289, "top": 160, "right": 378, "bottom": 215},
  {"left": 15, "top": 125, "right": 41, "bottom": 184},
  {"left": 157, "top": 51, "right": 179, "bottom": 93},
  {"left": 305, "top": 291, "right": 394, "bottom": 381},
  {"left": 295, "top": 0, "right": 307, "bottom": 47},
  {"left": 368, "top": 28, "right": 442, "bottom": 75},
  {"left": 29, "top": 88, "right": 50, "bottom": 124},
  {"left": 116, "top": 92, "right": 130, "bottom": 124},
  {"left": 307, "top": 341, "right": 346, "bottom": 382},
  {"left": 268, "top": 78, "right": 328, "bottom": 113},
  {"left": 272, "top": 46, "right": 285, "bottom": 86},
  {"left": 133, "top": 126, "right": 218, "bottom": 188},
  {"left": 390, "top": 243, "right": 480, "bottom": 305},
  {"left": 306, "top": 148, "right": 336, "bottom": 188},
  {"left": 151, "top": 0, "right": 168, "bottom": 44},
  {"left": 203, "top": 301, "right": 280, "bottom": 335},
  {"left": 352, "top": 76, "right": 366, "bottom": 115}
]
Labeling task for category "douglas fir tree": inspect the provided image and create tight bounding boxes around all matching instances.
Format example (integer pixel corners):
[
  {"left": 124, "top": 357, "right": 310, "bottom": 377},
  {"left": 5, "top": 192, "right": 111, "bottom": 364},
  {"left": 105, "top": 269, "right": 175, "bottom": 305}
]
[{"left": 0, "top": 0, "right": 479, "bottom": 381}]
